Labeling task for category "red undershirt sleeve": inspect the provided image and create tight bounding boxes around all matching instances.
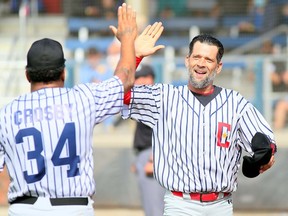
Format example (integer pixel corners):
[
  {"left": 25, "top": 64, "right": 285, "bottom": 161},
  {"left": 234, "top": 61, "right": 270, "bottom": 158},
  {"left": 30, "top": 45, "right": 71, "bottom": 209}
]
[
  {"left": 123, "top": 56, "right": 143, "bottom": 105},
  {"left": 136, "top": 56, "right": 143, "bottom": 68},
  {"left": 124, "top": 91, "right": 131, "bottom": 105}
]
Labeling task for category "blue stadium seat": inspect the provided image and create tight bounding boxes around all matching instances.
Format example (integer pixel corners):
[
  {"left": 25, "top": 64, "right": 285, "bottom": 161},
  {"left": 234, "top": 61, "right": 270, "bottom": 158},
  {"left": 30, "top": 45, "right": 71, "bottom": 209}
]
[
  {"left": 65, "top": 17, "right": 287, "bottom": 52},
  {"left": 151, "top": 17, "right": 218, "bottom": 31},
  {"left": 221, "top": 15, "right": 250, "bottom": 28},
  {"left": 65, "top": 37, "right": 115, "bottom": 53},
  {"left": 67, "top": 17, "right": 117, "bottom": 33}
]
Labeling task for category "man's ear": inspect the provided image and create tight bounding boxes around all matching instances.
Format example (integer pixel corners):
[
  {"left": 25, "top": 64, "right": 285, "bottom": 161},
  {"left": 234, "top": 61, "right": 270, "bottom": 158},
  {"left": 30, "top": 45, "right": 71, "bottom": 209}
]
[
  {"left": 61, "top": 69, "right": 65, "bottom": 82},
  {"left": 185, "top": 55, "right": 189, "bottom": 68},
  {"left": 216, "top": 62, "right": 223, "bottom": 74},
  {"left": 25, "top": 70, "right": 31, "bottom": 83}
]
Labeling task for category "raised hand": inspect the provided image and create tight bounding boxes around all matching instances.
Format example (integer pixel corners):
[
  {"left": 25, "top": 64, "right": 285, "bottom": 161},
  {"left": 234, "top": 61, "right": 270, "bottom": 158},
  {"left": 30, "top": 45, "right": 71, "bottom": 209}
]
[
  {"left": 135, "top": 22, "right": 165, "bottom": 58},
  {"left": 109, "top": 3, "right": 137, "bottom": 43},
  {"left": 109, "top": 3, "right": 138, "bottom": 93}
]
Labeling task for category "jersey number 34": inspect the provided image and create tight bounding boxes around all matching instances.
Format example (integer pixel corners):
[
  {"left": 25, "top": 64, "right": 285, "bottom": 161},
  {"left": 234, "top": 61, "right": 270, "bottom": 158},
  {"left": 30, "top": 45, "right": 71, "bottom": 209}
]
[{"left": 15, "top": 122, "right": 80, "bottom": 184}]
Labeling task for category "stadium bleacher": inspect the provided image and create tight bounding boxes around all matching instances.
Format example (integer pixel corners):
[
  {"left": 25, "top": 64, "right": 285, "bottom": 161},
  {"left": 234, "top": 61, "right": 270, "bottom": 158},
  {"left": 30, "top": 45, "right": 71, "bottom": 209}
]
[
  {"left": 65, "top": 16, "right": 218, "bottom": 52},
  {"left": 67, "top": 17, "right": 117, "bottom": 34},
  {"left": 65, "top": 16, "right": 287, "bottom": 53}
]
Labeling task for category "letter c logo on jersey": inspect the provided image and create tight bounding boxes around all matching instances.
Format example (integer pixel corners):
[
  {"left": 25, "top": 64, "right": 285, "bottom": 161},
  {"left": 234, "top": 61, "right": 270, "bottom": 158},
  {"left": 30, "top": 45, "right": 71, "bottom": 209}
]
[{"left": 217, "top": 122, "right": 231, "bottom": 148}]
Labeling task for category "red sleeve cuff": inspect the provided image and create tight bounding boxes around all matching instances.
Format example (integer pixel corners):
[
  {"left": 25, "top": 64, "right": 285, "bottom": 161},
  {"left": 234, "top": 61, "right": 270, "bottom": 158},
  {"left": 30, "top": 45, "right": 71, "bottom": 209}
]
[
  {"left": 123, "top": 57, "right": 142, "bottom": 105},
  {"left": 124, "top": 90, "right": 131, "bottom": 105},
  {"left": 136, "top": 56, "right": 143, "bottom": 69}
]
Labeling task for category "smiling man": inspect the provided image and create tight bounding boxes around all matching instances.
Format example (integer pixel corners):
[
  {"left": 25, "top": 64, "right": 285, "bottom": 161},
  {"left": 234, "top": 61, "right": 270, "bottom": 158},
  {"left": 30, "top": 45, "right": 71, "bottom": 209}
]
[{"left": 122, "top": 34, "right": 276, "bottom": 216}]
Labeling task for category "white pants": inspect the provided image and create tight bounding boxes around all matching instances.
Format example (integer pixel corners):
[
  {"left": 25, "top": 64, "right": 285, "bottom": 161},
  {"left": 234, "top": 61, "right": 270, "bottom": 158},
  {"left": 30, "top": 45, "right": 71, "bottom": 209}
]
[
  {"left": 8, "top": 197, "right": 94, "bottom": 216},
  {"left": 164, "top": 191, "right": 233, "bottom": 216}
]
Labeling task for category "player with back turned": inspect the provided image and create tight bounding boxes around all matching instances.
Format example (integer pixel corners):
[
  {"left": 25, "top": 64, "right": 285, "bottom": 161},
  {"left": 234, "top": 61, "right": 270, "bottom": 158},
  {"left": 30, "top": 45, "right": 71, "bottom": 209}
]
[
  {"left": 0, "top": 3, "right": 164, "bottom": 216},
  {"left": 122, "top": 34, "right": 277, "bottom": 215}
]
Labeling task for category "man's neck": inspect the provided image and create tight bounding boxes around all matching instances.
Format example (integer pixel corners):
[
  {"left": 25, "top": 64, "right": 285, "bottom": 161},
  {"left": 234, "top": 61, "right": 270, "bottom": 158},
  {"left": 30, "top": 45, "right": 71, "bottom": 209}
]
[
  {"left": 30, "top": 81, "right": 64, "bottom": 92},
  {"left": 188, "top": 83, "right": 215, "bottom": 95}
]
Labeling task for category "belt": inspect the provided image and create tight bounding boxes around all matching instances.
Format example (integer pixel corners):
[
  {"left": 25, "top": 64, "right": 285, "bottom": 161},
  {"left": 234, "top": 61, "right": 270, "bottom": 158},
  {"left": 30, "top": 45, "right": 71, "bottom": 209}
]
[
  {"left": 10, "top": 196, "right": 89, "bottom": 206},
  {"left": 171, "top": 191, "right": 231, "bottom": 202}
]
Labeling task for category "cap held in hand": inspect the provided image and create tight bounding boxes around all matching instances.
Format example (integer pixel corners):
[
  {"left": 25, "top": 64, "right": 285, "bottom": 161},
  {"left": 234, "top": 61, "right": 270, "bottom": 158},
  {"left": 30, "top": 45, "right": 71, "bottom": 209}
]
[{"left": 242, "top": 132, "right": 273, "bottom": 178}]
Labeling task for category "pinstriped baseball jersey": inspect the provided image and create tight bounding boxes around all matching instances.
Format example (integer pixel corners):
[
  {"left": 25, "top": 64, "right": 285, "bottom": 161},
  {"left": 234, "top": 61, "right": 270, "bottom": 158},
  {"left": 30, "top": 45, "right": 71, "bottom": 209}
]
[
  {"left": 0, "top": 76, "right": 124, "bottom": 203},
  {"left": 122, "top": 84, "right": 275, "bottom": 193}
]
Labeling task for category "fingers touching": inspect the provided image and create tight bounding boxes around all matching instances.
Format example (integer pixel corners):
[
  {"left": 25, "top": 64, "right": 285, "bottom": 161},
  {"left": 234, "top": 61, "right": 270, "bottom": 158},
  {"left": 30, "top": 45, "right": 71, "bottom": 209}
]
[
  {"left": 135, "top": 22, "right": 165, "bottom": 57},
  {"left": 110, "top": 3, "right": 137, "bottom": 41},
  {"left": 146, "top": 22, "right": 164, "bottom": 39},
  {"left": 110, "top": 3, "right": 164, "bottom": 58}
]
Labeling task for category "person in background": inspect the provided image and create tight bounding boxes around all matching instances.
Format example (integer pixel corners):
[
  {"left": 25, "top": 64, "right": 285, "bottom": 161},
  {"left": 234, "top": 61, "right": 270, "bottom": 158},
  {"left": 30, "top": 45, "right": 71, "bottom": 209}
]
[
  {"left": 79, "top": 46, "right": 115, "bottom": 130},
  {"left": 271, "top": 58, "right": 288, "bottom": 130},
  {"left": 84, "top": 0, "right": 124, "bottom": 18},
  {"left": 238, "top": 0, "right": 288, "bottom": 33},
  {"left": 273, "top": 97, "right": 288, "bottom": 130},
  {"left": 10, "top": 0, "right": 44, "bottom": 13},
  {"left": 259, "top": 40, "right": 288, "bottom": 130},
  {"left": 79, "top": 47, "right": 113, "bottom": 84},
  {"left": 156, "top": 0, "right": 187, "bottom": 18},
  {"left": 131, "top": 64, "right": 165, "bottom": 216},
  {"left": 106, "top": 38, "right": 121, "bottom": 71}
]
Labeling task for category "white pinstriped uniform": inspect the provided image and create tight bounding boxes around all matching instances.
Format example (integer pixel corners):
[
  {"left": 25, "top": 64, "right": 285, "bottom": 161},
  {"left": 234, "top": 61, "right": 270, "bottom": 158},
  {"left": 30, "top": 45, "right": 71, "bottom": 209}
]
[
  {"left": 0, "top": 76, "right": 124, "bottom": 203},
  {"left": 122, "top": 84, "right": 275, "bottom": 193}
]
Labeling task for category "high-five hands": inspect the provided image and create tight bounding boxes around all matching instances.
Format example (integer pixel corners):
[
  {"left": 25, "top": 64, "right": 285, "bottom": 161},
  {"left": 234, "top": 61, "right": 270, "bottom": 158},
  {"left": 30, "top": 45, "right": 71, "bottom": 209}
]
[
  {"left": 109, "top": 3, "right": 137, "bottom": 93},
  {"left": 110, "top": 4, "right": 164, "bottom": 58},
  {"left": 135, "top": 22, "right": 165, "bottom": 58},
  {"left": 109, "top": 3, "right": 137, "bottom": 43}
]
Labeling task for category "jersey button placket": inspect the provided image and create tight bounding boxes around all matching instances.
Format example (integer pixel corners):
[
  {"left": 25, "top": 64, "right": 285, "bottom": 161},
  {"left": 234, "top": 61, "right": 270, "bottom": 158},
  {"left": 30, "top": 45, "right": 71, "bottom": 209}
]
[{"left": 202, "top": 108, "right": 205, "bottom": 127}]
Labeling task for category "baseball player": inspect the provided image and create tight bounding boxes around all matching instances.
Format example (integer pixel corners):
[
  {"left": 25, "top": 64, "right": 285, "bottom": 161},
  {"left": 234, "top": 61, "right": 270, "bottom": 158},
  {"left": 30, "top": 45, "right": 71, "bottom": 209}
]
[
  {"left": 132, "top": 64, "right": 165, "bottom": 216},
  {"left": 0, "top": 3, "right": 164, "bottom": 216},
  {"left": 122, "top": 34, "right": 277, "bottom": 216}
]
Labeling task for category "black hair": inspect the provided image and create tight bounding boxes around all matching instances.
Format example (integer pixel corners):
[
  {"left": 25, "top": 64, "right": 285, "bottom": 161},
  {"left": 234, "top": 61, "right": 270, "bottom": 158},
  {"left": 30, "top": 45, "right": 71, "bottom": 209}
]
[
  {"left": 188, "top": 34, "right": 224, "bottom": 63},
  {"left": 26, "top": 65, "right": 65, "bottom": 83}
]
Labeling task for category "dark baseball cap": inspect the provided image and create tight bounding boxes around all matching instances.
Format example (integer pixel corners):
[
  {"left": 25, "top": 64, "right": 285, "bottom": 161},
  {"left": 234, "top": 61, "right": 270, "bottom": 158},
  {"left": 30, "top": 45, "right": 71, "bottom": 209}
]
[
  {"left": 26, "top": 38, "right": 66, "bottom": 70},
  {"left": 135, "top": 64, "right": 155, "bottom": 79},
  {"left": 242, "top": 132, "right": 273, "bottom": 178}
]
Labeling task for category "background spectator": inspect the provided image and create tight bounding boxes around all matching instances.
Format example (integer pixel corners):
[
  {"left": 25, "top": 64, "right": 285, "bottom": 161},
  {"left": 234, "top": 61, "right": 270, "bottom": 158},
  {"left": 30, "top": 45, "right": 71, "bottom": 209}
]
[
  {"left": 79, "top": 47, "right": 113, "bottom": 84},
  {"left": 79, "top": 46, "right": 115, "bottom": 130},
  {"left": 156, "top": 0, "right": 188, "bottom": 18},
  {"left": 273, "top": 97, "right": 288, "bottom": 130},
  {"left": 10, "top": 0, "right": 44, "bottom": 13},
  {"left": 238, "top": 0, "right": 288, "bottom": 33}
]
